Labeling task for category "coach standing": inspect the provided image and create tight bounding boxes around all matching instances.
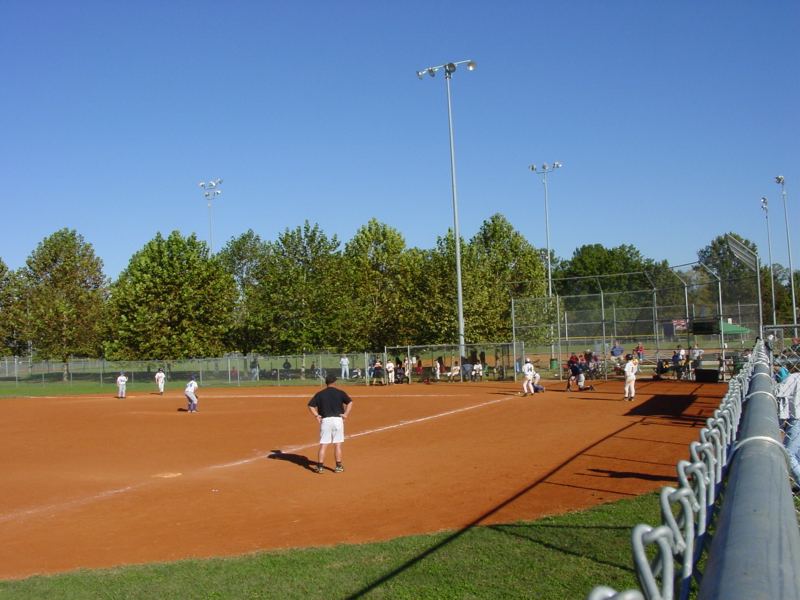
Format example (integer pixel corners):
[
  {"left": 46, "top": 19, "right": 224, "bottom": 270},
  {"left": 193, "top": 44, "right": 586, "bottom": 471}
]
[{"left": 307, "top": 374, "right": 353, "bottom": 474}]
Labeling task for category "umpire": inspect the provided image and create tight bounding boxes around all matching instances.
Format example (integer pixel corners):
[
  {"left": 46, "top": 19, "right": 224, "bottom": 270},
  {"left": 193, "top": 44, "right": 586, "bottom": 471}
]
[{"left": 307, "top": 374, "right": 353, "bottom": 473}]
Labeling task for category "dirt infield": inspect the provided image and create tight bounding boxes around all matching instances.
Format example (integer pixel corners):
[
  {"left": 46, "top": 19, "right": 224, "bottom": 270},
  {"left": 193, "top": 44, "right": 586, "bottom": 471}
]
[{"left": 0, "top": 378, "right": 725, "bottom": 579}]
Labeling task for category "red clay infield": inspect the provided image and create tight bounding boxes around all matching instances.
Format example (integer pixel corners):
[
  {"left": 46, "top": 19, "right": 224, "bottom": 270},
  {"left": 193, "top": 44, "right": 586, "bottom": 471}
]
[{"left": 0, "top": 378, "right": 725, "bottom": 579}]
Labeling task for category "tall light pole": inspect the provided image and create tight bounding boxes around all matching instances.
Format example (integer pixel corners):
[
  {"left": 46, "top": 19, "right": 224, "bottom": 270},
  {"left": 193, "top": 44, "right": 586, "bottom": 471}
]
[
  {"left": 529, "top": 162, "right": 562, "bottom": 298},
  {"left": 761, "top": 197, "right": 777, "bottom": 325},
  {"left": 530, "top": 162, "right": 562, "bottom": 363},
  {"left": 417, "top": 59, "right": 476, "bottom": 360},
  {"left": 776, "top": 175, "right": 798, "bottom": 331},
  {"left": 198, "top": 178, "right": 223, "bottom": 253}
]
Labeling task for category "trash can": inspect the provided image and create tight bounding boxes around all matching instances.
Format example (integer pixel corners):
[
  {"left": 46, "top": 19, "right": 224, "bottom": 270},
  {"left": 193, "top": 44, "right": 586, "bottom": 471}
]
[{"left": 549, "top": 358, "right": 559, "bottom": 371}]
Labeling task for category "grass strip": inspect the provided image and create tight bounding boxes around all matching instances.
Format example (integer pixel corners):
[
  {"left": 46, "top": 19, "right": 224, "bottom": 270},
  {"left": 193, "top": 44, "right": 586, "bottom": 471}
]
[{"left": 0, "top": 492, "right": 659, "bottom": 599}]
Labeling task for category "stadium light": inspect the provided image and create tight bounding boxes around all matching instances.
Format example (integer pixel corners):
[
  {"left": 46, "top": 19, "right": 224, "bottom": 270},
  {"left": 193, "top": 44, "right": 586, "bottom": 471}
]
[
  {"left": 776, "top": 175, "right": 798, "bottom": 332},
  {"left": 529, "top": 162, "right": 562, "bottom": 298},
  {"left": 199, "top": 178, "right": 223, "bottom": 253},
  {"left": 416, "top": 59, "right": 476, "bottom": 360},
  {"left": 761, "top": 197, "right": 777, "bottom": 325}
]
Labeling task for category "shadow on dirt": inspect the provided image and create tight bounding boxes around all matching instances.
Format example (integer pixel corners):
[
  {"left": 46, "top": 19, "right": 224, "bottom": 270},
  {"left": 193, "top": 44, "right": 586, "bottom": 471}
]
[{"left": 267, "top": 450, "right": 315, "bottom": 471}]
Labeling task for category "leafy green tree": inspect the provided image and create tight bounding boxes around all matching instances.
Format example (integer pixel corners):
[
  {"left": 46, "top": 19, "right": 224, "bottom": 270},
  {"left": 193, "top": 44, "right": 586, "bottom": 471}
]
[
  {"left": 217, "top": 230, "right": 271, "bottom": 354},
  {"left": 18, "top": 229, "right": 107, "bottom": 377},
  {"left": 467, "top": 214, "right": 547, "bottom": 342},
  {"left": 0, "top": 259, "right": 17, "bottom": 356},
  {"left": 105, "top": 231, "right": 235, "bottom": 359},
  {"left": 256, "top": 221, "right": 344, "bottom": 354},
  {"left": 342, "top": 219, "right": 416, "bottom": 350},
  {"left": 767, "top": 263, "right": 798, "bottom": 325},
  {"left": 696, "top": 233, "right": 760, "bottom": 321},
  {"left": 555, "top": 244, "right": 653, "bottom": 297}
]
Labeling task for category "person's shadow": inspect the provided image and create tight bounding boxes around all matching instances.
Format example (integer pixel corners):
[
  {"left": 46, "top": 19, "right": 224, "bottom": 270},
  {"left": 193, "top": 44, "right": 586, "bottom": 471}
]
[{"left": 268, "top": 450, "right": 316, "bottom": 472}]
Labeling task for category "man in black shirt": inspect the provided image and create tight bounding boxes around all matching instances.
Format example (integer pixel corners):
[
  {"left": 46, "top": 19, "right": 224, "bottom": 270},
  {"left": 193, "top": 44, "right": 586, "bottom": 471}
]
[{"left": 307, "top": 374, "right": 353, "bottom": 473}]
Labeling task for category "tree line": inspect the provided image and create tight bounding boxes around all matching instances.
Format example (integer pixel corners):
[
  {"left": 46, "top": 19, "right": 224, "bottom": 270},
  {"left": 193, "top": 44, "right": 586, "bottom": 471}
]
[{"left": 0, "top": 215, "right": 796, "bottom": 369}]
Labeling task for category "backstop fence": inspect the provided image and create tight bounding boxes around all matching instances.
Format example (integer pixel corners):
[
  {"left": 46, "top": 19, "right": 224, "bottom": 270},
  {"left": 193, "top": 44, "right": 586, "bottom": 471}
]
[
  {"left": 587, "top": 339, "right": 800, "bottom": 600},
  {"left": 512, "top": 264, "right": 761, "bottom": 379}
]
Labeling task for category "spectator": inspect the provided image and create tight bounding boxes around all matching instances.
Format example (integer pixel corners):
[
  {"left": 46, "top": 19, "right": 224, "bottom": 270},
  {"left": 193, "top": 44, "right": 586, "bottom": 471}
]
[
  {"left": 448, "top": 361, "right": 461, "bottom": 382},
  {"left": 775, "top": 363, "right": 790, "bottom": 383}
]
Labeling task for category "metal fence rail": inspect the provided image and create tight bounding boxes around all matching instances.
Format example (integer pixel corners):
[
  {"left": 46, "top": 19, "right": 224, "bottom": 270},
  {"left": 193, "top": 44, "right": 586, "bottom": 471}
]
[{"left": 587, "top": 339, "right": 800, "bottom": 600}]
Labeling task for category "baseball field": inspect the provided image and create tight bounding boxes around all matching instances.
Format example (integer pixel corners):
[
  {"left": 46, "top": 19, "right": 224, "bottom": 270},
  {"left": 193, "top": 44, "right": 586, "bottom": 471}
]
[{"left": 0, "top": 378, "right": 725, "bottom": 594}]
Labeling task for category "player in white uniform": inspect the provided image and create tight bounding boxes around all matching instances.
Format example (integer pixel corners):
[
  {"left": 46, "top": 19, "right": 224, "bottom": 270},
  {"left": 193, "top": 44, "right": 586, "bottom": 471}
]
[
  {"left": 385, "top": 359, "right": 395, "bottom": 384},
  {"left": 155, "top": 368, "right": 166, "bottom": 395},
  {"left": 185, "top": 375, "right": 199, "bottom": 413},
  {"left": 340, "top": 355, "right": 350, "bottom": 379},
  {"left": 624, "top": 356, "right": 638, "bottom": 401},
  {"left": 522, "top": 358, "right": 535, "bottom": 396},
  {"left": 116, "top": 372, "right": 128, "bottom": 399}
]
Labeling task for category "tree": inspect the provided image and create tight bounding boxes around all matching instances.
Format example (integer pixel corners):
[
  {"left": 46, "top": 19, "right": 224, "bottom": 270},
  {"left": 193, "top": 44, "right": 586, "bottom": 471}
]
[
  {"left": 467, "top": 214, "right": 547, "bottom": 341},
  {"left": 0, "top": 259, "right": 16, "bottom": 356},
  {"left": 256, "top": 221, "right": 344, "bottom": 354},
  {"left": 696, "top": 233, "right": 760, "bottom": 322},
  {"left": 217, "top": 230, "right": 271, "bottom": 354},
  {"left": 342, "top": 219, "right": 415, "bottom": 350},
  {"left": 19, "top": 229, "right": 107, "bottom": 378},
  {"left": 105, "top": 231, "right": 235, "bottom": 359},
  {"left": 555, "top": 244, "right": 653, "bottom": 297}
]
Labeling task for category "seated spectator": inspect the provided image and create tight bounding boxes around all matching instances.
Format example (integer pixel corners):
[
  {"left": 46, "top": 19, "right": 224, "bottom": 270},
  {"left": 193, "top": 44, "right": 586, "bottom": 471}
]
[
  {"left": 448, "top": 361, "right": 461, "bottom": 382},
  {"left": 471, "top": 360, "right": 483, "bottom": 381},
  {"left": 775, "top": 364, "right": 790, "bottom": 383}
]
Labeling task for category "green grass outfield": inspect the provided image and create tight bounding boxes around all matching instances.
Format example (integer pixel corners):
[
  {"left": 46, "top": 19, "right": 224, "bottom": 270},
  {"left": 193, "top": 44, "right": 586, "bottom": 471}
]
[
  {"left": 0, "top": 378, "right": 331, "bottom": 398},
  {"left": 0, "top": 493, "right": 658, "bottom": 599}
]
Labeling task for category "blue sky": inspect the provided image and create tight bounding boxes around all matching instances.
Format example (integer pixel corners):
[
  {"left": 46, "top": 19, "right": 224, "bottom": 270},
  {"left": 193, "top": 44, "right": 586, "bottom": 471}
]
[{"left": 2, "top": 1, "right": 798, "bottom": 279}]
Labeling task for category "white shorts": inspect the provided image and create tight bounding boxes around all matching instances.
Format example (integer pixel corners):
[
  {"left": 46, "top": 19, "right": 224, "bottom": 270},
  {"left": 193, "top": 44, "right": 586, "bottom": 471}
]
[{"left": 319, "top": 416, "right": 345, "bottom": 444}]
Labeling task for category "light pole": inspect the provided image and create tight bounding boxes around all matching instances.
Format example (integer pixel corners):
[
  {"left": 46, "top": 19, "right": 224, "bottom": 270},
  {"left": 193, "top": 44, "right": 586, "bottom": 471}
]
[
  {"left": 529, "top": 162, "right": 562, "bottom": 298},
  {"left": 530, "top": 162, "right": 562, "bottom": 363},
  {"left": 417, "top": 59, "right": 476, "bottom": 360},
  {"left": 776, "top": 175, "right": 798, "bottom": 331},
  {"left": 198, "top": 178, "right": 223, "bottom": 252},
  {"left": 761, "top": 197, "right": 777, "bottom": 325}
]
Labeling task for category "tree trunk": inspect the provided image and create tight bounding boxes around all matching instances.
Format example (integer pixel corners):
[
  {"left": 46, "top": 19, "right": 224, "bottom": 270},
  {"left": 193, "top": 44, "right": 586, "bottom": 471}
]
[{"left": 62, "top": 361, "right": 70, "bottom": 382}]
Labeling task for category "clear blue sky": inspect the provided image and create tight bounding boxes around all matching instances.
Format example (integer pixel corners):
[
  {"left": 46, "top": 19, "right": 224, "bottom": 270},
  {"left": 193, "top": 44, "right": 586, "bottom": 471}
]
[{"left": 2, "top": 1, "right": 798, "bottom": 279}]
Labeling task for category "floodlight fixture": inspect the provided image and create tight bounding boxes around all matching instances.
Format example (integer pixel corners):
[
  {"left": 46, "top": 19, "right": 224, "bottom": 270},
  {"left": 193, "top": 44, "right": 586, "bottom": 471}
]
[{"left": 199, "top": 178, "right": 224, "bottom": 253}]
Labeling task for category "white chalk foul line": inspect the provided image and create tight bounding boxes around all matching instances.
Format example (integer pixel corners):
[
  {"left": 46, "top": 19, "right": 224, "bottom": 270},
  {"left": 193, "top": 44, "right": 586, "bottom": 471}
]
[
  {"left": 0, "top": 485, "right": 137, "bottom": 524},
  {"left": 275, "top": 395, "right": 511, "bottom": 455},
  {"left": 0, "top": 395, "right": 515, "bottom": 523}
]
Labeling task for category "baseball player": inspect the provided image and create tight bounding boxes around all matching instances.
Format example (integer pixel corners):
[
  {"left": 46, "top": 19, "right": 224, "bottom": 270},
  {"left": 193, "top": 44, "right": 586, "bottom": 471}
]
[
  {"left": 307, "top": 374, "right": 353, "bottom": 473},
  {"left": 385, "top": 359, "right": 395, "bottom": 384},
  {"left": 624, "top": 355, "right": 638, "bottom": 401},
  {"left": 155, "top": 368, "right": 166, "bottom": 395},
  {"left": 116, "top": 372, "right": 128, "bottom": 399},
  {"left": 522, "top": 358, "right": 536, "bottom": 396},
  {"left": 185, "top": 374, "right": 199, "bottom": 412}
]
